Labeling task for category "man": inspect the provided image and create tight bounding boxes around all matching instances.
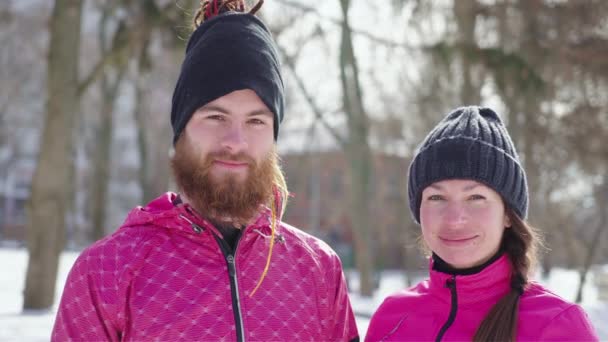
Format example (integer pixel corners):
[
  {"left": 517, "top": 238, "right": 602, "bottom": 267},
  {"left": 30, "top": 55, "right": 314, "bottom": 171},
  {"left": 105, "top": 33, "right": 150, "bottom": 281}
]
[{"left": 52, "top": 1, "right": 359, "bottom": 341}]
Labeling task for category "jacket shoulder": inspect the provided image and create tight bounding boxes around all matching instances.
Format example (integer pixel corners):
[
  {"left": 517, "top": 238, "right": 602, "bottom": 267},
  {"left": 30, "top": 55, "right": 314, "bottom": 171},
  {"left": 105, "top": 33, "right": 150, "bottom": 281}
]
[
  {"left": 519, "top": 282, "right": 599, "bottom": 341},
  {"left": 278, "top": 222, "right": 341, "bottom": 260},
  {"left": 366, "top": 282, "right": 433, "bottom": 342},
  {"left": 520, "top": 282, "right": 579, "bottom": 316},
  {"left": 373, "top": 281, "right": 433, "bottom": 315},
  {"left": 71, "top": 222, "right": 170, "bottom": 284}
]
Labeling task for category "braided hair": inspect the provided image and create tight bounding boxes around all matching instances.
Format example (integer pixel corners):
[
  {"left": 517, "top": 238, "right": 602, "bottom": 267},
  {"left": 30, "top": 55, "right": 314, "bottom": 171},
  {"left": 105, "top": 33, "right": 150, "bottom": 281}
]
[{"left": 473, "top": 207, "right": 543, "bottom": 341}]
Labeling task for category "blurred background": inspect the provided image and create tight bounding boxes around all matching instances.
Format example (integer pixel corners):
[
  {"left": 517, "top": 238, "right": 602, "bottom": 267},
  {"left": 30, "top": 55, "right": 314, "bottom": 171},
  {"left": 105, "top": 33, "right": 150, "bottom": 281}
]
[{"left": 1, "top": 0, "right": 607, "bottom": 339}]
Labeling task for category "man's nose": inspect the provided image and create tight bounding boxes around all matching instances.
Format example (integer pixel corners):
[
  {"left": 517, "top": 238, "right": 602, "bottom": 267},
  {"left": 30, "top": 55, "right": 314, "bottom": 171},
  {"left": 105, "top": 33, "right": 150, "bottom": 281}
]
[{"left": 221, "top": 123, "right": 248, "bottom": 153}]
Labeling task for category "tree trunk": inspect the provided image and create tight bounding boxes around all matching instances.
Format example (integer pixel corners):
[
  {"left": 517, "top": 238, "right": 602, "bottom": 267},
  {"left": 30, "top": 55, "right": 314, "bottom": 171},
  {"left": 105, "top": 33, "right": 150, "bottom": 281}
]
[
  {"left": 453, "top": 0, "right": 481, "bottom": 105},
  {"left": 89, "top": 7, "right": 127, "bottom": 242},
  {"left": 23, "top": 0, "right": 82, "bottom": 310},
  {"left": 339, "top": 0, "right": 374, "bottom": 296},
  {"left": 575, "top": 177, "right": 608, "bottom": 303},
  {"left": 90, "top": 70, "right": 124, "bottom": 241},
  {"left": 134, "top": 72, "right": 153, "bottom": 204}
]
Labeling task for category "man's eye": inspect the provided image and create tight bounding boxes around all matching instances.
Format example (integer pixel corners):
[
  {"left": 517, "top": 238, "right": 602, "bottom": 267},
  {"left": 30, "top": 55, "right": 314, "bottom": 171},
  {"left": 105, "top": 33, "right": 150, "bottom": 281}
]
[
  {"left": 207, "top": 114, "right": 225, "bottom": 121},
  {"left": 427, "top": 195, "right": 444, "bottom": 201},
  {"left": 249, "top": 118, "right": 266, "bottom": 125},
  {"left": 469, "top": 194, "right": 486, "bottom": 201}
]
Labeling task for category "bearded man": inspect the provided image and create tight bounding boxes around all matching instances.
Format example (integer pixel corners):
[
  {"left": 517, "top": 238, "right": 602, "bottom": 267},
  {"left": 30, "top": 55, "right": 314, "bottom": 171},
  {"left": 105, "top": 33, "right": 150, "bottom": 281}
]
[{"left": 52, "top": 1, "right": 358, "bottom": 341}]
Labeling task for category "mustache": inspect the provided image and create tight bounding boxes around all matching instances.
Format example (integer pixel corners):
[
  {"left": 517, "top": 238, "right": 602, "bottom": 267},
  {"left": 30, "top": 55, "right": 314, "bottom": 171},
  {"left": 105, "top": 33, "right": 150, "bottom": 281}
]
[
  {"left": 206, "top": 150, "right": 256, "bottom": 165},
  {"left": 197, "top": 150, "right": 256, "bottom": 173}
]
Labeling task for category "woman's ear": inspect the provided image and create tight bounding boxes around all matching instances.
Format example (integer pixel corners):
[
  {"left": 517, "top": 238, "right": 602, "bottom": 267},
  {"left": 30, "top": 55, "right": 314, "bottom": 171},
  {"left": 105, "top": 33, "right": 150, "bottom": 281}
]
[{"left": 503, "top": 213, "right": 512, "bottom": 228}]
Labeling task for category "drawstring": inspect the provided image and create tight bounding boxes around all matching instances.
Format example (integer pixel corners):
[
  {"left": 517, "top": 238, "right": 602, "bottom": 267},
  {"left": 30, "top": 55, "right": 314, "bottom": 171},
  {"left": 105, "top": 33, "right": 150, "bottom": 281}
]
[
  {"left": 252, "top": 228, "right": 285, "bottom": 244},
  {"left": 249, "top": 186, "right": 282, "bottom": 297}
]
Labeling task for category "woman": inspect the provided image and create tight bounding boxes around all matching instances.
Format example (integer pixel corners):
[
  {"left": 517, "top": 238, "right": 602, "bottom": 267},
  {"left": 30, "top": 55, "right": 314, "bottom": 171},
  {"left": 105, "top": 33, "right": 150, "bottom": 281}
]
[{"left": 365, "top": 106, "right": 598, "bottom": 341}]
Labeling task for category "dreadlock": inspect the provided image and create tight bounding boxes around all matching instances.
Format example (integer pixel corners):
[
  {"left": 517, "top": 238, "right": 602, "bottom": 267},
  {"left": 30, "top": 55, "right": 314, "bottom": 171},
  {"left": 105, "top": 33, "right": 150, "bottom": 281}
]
[{"left": 193, "top": 0, "right": 264, "bottom": 28}]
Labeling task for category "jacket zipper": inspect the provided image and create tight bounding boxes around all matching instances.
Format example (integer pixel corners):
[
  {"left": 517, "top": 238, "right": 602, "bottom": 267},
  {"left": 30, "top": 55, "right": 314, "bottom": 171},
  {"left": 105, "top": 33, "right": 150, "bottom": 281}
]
[
  {"left": 213, "top": 233, "right": 246, "bottom": 342},
  {"left": 435, "top": 275, "right": 457, "bottom": 342}
]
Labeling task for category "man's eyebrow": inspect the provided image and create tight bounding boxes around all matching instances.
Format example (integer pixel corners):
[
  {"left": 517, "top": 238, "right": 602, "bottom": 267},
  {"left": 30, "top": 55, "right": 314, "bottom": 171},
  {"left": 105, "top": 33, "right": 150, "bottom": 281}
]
[
  {"left": 429, "top": 184, "right": 443, "bottom": 190},
  {"left": 197, "top": 106, "right": 273, "bottom": 118},
  {"left": 197, "top": 104, "right": 229, "bottom": 113},
  {"left": 247, "top": 109, "right": 273, "bottom": 117},
  {"left": 463, "top": 183, "right": 481, "bottom": 191}
]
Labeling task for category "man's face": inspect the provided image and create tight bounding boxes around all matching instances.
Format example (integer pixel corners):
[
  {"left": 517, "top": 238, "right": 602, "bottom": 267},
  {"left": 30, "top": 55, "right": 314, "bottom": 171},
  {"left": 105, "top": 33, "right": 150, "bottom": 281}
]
[
  {"left": 171, "top": 89, "right": 277, "bottom": 224},
  {"left": 182, "top": 89, "right": 275, "bottom": 181}
]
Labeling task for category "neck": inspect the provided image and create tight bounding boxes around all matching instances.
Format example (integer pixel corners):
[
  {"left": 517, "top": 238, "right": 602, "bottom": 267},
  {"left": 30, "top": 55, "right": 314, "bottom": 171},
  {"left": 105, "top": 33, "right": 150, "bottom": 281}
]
[{"left": 432, "top": 249, "right": 505, "bottom": 276}]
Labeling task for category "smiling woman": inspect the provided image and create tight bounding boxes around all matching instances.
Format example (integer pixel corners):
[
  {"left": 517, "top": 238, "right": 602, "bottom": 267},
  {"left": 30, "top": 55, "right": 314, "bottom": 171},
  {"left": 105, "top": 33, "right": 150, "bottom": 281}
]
[
  {"left": 420, "top": 179, "right": 510, "bottom": 269},
  {"left": 365, "top": 106, "right": 599, "bottom": 342}
]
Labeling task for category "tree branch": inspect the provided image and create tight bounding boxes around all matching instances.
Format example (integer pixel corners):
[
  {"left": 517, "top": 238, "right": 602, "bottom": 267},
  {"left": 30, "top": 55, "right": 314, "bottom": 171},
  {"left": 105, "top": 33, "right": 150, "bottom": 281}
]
[
  {"left": 77, "top": 17, "right": 130, "bottom": 96},
  {"left": 276, "top": 44, "right": 347, "bottom": 147},
  {"left": 275, "top": 0, "right": 415, "bottom": 49}
]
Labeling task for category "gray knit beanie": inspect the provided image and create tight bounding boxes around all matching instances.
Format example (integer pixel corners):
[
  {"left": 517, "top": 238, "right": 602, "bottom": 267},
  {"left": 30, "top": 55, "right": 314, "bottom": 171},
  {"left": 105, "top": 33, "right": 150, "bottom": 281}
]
[{"left": 408, "top": 106, "right": 528, "bottom": 223}]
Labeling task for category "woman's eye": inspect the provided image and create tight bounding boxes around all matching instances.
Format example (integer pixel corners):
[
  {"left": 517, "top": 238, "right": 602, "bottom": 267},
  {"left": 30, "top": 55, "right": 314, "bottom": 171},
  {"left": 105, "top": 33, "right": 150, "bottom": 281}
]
[
  {"left": 469, "top": 194, "right": 486, "bottom": 201},
  {"left": 427, "top": 194, "right": 444, "bottom": 201}
]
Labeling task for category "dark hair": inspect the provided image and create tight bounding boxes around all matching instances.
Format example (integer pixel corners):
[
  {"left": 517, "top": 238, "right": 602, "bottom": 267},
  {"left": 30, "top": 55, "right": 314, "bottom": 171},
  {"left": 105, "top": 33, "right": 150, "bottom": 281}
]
[
  {"left": 473, "top": 207, "right": 542, "bottom": 342},
  {"left": 193, "top": 0, "right": 264, "bottom": 28}
]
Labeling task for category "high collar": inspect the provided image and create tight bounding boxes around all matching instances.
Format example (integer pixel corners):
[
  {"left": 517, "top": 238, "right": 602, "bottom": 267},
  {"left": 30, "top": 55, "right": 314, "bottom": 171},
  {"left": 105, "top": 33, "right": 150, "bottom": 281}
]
[
  {"left": 428, "top": 253, "right": 512, "bottom": 306},
  {"left": 431, "top": 249, "right": 504, "bottom": 275},
  {"left": 121, "top": 192, "right": 274, "bottom": 238}
]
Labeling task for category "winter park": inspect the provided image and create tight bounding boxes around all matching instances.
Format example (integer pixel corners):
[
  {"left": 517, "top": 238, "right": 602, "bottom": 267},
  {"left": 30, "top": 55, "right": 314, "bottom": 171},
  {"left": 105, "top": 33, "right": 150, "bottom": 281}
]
[{"left": 2, "top": 0, "right": 608, "bottom": 341}]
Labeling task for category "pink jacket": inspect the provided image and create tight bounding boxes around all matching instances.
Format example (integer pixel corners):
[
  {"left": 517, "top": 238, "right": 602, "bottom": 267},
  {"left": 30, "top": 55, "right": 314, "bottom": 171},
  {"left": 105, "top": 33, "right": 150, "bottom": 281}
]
[
  {"left": 365, "top": 255, "right": 598, "bottom": 341},
  {"left": 52, "top": 193, "right": 358, "bottom": 341}
]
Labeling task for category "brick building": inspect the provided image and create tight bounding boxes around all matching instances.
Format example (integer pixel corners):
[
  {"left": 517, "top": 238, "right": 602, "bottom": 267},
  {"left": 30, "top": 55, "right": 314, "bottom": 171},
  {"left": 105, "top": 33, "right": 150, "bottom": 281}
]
[{"left": 280, "top": 150, "right": 421, "bottom": 269}]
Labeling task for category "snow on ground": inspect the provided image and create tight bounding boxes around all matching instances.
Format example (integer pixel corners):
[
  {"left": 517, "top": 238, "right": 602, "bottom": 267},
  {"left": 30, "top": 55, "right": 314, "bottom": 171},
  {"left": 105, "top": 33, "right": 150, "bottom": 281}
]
[{"left": 1, "top": 247, "right": 607, "bottom": 341}]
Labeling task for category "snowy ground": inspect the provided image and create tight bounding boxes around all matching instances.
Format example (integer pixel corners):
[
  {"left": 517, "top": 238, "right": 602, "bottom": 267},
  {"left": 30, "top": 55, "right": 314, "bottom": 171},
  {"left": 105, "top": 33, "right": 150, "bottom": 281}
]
[{"left": 1, "top": 247, "right": 606, "bottom": 341}]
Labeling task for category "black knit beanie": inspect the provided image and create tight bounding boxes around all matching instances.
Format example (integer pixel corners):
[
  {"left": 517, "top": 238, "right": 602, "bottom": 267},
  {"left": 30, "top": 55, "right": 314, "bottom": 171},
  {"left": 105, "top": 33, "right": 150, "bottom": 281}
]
[
  {"left": 171, "top": 12, "right": 284, "bottom": 144},
  {"left": 408, "top": 106, "right": 528, "bottom": 223}
]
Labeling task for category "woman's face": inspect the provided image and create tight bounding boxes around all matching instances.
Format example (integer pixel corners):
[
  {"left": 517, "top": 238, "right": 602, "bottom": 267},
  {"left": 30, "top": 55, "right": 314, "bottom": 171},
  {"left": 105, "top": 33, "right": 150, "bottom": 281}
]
[{"left": 420, "top": 179, "right": 511, "bottom": 269}]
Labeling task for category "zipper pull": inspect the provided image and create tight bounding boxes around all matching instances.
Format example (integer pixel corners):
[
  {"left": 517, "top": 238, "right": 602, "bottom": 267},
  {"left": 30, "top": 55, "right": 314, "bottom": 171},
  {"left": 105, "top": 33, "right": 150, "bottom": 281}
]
[
  {"left": 227, "top": 254, "right": 236, "bottom": 277},
  {"left": 445, "top": 275, "right": 456, "bottom": 289}
]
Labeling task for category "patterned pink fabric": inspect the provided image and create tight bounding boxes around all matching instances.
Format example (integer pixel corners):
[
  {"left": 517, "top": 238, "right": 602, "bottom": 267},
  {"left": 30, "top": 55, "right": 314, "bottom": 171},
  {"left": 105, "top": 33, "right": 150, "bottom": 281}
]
[
  {"left": 52, "top": 192, "right": 358, "bottom": 341},
  {"left": 365, "top": 255, "right": 599, "bottom": 341}
]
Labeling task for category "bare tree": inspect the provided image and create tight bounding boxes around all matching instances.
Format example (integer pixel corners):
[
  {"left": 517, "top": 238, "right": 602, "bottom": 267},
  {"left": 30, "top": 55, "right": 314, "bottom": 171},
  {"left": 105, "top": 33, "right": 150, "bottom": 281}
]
[
  {"left": 23, "top": 0, "right": 83, "bottom": 310},
  {"left": 275, "top": 0, "right": 377, "bottom": 296},
  {"left": 575, "top": 177, "right": 608, "bottom": 303},
  {"left": 88, "top": 4, "right": 129, "bottom": 242},
  {"left": 337, "top": 0, "right": 375, "bottom": 296}
]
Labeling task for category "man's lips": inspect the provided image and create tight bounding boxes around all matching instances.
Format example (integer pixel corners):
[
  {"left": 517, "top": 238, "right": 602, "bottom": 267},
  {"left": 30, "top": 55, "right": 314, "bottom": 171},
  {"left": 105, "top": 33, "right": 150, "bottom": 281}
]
[{"left": 213, "top": 160, "right": 249, "bottom": 169}]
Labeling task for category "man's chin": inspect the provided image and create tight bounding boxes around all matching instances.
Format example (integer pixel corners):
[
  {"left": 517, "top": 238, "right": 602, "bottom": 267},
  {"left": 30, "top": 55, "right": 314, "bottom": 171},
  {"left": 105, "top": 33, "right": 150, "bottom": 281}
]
[{"left": 209, "top": 172, "right": 248, "bottom": 185}]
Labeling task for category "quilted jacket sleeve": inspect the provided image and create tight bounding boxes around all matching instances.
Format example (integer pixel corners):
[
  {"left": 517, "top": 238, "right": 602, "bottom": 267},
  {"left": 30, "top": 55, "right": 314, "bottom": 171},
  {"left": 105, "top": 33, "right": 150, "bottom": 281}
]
[
  {"left": 328, "top": 254, "right": 359, "bottom": 342},
  {"left": 51, "top": 244, "right": 123, "bottom": 342},
  {"left": 538, "top": 304, "right": 599, "bottom": 341},
  {"left": 51, "top": 227, "right": 155, "bottom": 342}
]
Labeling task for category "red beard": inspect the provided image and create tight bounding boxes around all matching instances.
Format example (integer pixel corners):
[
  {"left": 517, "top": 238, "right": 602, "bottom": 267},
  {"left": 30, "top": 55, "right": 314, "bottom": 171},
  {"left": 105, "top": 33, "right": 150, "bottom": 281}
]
[{"left": 171, "top": 139, "right": 276, "bottom": 225}]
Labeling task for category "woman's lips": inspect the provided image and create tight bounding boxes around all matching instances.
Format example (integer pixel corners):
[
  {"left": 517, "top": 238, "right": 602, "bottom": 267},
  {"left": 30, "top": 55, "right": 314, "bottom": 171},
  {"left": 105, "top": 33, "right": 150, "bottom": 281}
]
[{"left": 438, "top": 235, "right": 478, "bottom": 246}]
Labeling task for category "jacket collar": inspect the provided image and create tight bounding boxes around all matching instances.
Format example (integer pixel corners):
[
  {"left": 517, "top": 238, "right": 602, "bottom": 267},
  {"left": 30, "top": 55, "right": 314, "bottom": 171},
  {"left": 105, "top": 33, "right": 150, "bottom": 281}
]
[
  {"left": 120, "top": 192, "right": 274, "bottom": 238},
  {"left": 428, "top": 253, "right": 512, "bottom": 306}
]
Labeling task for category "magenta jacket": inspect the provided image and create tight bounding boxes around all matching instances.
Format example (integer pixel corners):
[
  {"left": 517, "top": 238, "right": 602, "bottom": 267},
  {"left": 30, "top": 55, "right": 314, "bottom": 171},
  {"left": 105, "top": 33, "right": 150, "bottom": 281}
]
[
  {"left": 366, "top": 255, "right": 598, "bottom": 341},
  {"left": 52, "top": 193, "right": 358, "bottom": 341}
]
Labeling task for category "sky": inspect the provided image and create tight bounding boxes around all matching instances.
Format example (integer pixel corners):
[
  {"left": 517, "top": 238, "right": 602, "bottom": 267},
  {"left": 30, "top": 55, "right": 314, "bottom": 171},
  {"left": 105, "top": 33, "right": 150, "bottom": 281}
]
[{"left": 1, "top": 246, "right": 607, "bottom": 341}]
